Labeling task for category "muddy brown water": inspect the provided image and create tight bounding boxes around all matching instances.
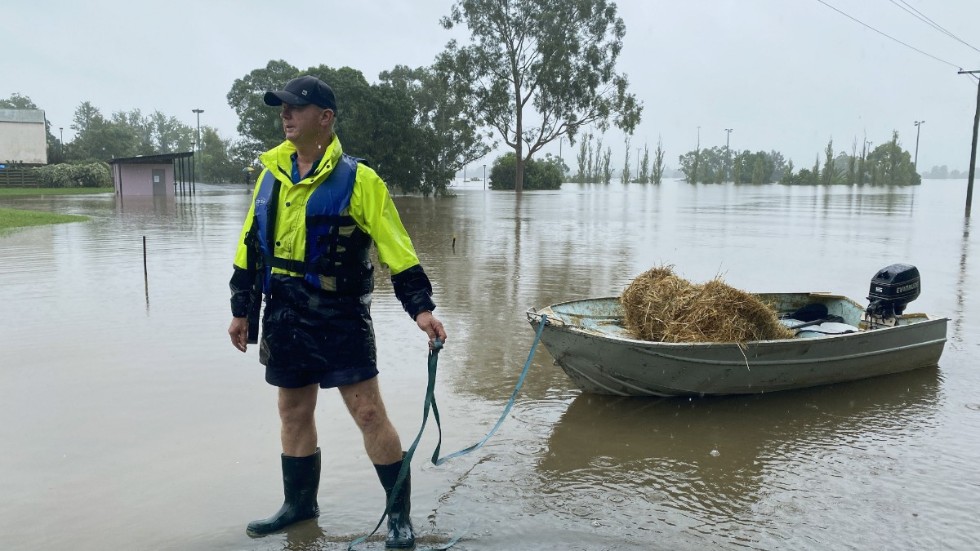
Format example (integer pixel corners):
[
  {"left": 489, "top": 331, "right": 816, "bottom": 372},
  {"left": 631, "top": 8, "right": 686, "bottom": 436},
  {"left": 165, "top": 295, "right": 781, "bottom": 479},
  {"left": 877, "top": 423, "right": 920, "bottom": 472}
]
[{"left": 1, "top": 179, "right": 978, "bottom": 550}]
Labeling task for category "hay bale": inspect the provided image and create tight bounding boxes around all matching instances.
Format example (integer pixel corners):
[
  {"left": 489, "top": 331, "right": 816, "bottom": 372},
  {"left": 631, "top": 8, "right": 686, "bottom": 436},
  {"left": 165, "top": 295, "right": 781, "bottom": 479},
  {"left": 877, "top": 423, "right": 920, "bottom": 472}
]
[{"left": 621, "top": 266, "right": 794, "bottom": 343}]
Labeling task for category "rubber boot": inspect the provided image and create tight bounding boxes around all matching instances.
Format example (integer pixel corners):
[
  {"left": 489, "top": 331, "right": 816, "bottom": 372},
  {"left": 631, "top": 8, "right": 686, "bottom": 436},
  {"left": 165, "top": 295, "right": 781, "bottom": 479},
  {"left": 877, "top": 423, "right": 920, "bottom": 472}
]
[
  {"left": 246, "top": 448, "right": 321, "bottom": 537},
  {"left": 374, "top": 453, "right": 416, "bottom": 549}
]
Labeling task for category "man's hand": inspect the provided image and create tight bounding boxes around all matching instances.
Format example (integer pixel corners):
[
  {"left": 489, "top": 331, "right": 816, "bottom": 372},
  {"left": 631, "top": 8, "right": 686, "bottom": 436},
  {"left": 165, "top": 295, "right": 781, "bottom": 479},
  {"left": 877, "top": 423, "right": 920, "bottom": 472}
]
[
  {"left": 415, "top": 311, "right": 447, "bottom": 349},
  {"left": 228, "top": 317, "right": 249, "bottom": 353}
]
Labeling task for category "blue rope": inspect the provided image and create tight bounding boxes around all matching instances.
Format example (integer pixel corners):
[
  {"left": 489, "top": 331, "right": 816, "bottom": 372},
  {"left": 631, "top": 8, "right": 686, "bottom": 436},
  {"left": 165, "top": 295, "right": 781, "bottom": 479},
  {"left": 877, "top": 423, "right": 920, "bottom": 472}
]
[
  {"left": 348, "top": 314, "right": 548, "bottom": 550},
  {"left": 430, "top": 315, "right": 548, "bottom": 465}
]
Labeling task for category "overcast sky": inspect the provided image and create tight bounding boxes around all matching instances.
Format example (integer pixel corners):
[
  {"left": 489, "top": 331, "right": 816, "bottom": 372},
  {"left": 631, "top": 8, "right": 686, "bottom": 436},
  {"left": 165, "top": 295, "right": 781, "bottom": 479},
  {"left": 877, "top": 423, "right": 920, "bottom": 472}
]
[{"left": 5, "top": 0, "right": 980, "bottom": 171}]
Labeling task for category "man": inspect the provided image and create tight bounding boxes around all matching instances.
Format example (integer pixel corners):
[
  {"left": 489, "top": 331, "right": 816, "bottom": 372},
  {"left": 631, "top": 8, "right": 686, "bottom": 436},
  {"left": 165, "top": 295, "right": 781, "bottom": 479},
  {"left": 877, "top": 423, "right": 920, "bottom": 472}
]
[{"left": 227, "top": 75, "right": 447, "bottom": 548}]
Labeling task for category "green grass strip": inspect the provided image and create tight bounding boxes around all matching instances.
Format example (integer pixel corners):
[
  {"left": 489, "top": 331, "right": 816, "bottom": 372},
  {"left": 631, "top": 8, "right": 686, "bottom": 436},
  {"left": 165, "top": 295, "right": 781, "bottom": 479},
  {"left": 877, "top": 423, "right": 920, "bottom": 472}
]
[
  {"left": 0, "top": 207, "right": 89, "bottom": 230},
  {"left": 0, "top": 187, "right": 113, "bottom": 197}
]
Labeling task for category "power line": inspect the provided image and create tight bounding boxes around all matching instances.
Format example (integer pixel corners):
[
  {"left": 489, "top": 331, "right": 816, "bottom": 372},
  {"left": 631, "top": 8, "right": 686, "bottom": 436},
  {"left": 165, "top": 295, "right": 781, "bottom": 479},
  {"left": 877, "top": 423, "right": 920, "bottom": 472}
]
[
  {"left": 892, "top": 0, "right": 980, "bottom": 56},
  {"left": 814, "top": 0, "right": 964, "bottom": 70}
]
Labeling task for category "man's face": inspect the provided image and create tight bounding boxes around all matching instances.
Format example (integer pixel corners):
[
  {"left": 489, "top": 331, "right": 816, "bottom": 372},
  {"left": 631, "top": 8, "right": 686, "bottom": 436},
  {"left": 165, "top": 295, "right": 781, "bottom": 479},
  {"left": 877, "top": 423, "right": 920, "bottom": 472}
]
[{"left": 280, "top": 103, "right": 331, "bottom": 143}]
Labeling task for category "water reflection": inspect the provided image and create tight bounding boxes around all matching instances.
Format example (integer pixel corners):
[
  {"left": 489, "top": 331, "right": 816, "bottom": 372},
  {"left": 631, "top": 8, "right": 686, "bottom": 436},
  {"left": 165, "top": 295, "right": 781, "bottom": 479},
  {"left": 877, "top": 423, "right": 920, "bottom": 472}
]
[
  {"left": 538, "top": 367, "right": 940, "bottom": 524},
  {"left": 954, "top": 216, "right": 971, "bottom": 341},
  {"left": 114, "top": 194, "right": 175, "bottom": 215}
]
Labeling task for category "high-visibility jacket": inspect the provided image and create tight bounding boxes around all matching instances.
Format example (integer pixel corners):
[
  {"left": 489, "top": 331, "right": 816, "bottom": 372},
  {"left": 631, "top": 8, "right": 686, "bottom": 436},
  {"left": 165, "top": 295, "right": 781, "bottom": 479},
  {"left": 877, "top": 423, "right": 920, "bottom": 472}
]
[{"left": 229, "top": 136, "right": 435, "bottom": 319}]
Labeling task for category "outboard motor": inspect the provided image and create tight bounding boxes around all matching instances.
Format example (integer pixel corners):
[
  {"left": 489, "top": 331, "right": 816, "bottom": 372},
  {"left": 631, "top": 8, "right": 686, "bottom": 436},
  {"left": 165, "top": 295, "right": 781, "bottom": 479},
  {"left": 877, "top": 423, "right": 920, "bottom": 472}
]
[{"left": 866, "top": 264, "right": 920, "bottom": 324}]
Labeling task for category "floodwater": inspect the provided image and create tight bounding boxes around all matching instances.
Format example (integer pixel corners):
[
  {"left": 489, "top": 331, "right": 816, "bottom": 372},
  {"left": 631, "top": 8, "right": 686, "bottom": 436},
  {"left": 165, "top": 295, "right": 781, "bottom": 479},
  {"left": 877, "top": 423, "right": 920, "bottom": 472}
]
[{"left": 1, "top": 178, "right": 978, "bottom": 550}]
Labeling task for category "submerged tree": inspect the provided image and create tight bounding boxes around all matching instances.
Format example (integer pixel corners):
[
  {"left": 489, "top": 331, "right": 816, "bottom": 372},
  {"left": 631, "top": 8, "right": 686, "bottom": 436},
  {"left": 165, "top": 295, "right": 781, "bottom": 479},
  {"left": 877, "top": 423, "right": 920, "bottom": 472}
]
[
  {"left": 438, "top": 0, "right": 642, "bottom": 191},
  {"left": 638, "top": 143, "right": 650, "bottom": 184},
  {"left": 489, "top": 152, "right": 563, "bottom": 190},
  {"left": 651, "top": 138, "right": 665, "bottom": 184}
]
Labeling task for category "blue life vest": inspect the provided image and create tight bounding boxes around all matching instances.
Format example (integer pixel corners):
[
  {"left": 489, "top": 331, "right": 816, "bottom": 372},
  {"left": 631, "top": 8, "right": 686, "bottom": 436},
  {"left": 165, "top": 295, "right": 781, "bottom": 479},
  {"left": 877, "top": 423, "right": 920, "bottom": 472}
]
[{"left": 252, "top": 154, "right": 374, "bottom": 295}]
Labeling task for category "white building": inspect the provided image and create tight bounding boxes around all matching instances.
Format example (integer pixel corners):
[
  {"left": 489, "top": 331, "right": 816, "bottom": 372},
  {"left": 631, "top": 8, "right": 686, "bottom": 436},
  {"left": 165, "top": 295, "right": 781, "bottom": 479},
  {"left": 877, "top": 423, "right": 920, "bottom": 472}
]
[{"left": 0, "top": 109, "right": 47, "bottom": 165}]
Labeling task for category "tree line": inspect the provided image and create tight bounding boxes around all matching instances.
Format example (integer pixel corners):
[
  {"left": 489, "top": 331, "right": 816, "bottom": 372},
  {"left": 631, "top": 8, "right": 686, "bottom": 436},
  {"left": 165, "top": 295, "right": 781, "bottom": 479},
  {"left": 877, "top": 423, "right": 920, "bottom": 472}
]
[{"left": 677, "top": 132, "right": 921, "bottom": 186}]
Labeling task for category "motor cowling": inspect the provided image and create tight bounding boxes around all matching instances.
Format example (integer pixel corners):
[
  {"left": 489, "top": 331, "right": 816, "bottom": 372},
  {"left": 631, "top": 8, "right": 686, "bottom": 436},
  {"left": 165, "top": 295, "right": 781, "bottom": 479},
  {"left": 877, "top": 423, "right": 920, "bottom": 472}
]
[{"left": 866, "top": 263, "right": 920, "bottom": 319}]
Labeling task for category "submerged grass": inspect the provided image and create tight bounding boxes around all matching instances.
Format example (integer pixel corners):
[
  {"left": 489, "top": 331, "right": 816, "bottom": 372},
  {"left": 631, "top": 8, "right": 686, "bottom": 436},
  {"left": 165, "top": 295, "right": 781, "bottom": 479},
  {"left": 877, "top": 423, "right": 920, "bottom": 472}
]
[
  {"left": 0, "top": 207, "right": 88, "bottom": 231},
  {"left": 0, "top": 187, "right": 112, "bottom": 197}
]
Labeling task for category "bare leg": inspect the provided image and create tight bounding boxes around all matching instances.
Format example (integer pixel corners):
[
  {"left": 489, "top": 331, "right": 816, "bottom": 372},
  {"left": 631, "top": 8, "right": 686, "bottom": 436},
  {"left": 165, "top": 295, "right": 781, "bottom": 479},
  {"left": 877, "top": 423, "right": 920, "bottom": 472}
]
[
  {"left": 279, "top": 384, "right": 319, "bottom": 457},
  {"left": 339, "top": 377, "right": 403, "bottom": 464}
]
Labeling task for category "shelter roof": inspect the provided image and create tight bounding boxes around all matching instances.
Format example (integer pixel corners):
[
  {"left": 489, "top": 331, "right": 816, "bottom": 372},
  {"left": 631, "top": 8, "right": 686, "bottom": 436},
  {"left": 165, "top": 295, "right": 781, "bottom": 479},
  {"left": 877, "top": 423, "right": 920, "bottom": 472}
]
[{"left": 109, "top": 152, "right": 194, "bottom": 165}]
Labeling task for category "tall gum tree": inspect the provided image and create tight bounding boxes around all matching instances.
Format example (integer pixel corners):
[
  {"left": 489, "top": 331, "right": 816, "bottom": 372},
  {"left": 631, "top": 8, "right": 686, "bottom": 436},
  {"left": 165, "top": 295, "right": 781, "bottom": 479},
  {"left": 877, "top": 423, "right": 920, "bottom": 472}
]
[{"left": 439, "top": 0, "right": 642, "bottom": 192}]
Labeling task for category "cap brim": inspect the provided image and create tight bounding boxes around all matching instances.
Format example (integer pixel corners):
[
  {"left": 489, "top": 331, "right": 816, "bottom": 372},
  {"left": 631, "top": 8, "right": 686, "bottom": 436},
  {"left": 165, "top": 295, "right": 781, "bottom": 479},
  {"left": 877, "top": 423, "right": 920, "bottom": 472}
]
[{"left": 263, "top": 90, "right": 311, "bottom": 107}]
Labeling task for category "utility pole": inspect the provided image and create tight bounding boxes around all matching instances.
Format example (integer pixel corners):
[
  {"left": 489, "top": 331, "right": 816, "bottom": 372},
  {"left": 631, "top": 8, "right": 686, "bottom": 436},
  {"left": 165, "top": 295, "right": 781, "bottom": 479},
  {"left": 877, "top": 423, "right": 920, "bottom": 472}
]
[
  {"left": 724, "top": 128, "right": 733, "bottom": 182},
  {"left": 959, "top": 70, "right": 979, "bottom": 217},
  {"left": 913, "top": 120, "right": 925, "bottom": 170},
  {"left": 59, "top": 127, "right": 64, "bottom": 161}
]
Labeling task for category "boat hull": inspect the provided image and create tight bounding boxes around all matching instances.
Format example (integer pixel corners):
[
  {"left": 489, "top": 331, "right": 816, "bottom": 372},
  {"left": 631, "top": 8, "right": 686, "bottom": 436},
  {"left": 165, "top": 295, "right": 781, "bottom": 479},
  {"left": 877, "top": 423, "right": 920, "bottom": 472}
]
[{"left": 527, "top": 296, "right": 948, "bottom": 396}]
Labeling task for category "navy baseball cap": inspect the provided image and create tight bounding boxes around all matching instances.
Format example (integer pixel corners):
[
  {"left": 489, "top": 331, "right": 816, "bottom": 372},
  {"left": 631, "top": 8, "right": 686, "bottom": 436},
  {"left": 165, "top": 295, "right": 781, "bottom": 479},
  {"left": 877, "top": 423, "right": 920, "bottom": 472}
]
[{"left": 264, "top": 76, "right": 337, "bottom": 110}]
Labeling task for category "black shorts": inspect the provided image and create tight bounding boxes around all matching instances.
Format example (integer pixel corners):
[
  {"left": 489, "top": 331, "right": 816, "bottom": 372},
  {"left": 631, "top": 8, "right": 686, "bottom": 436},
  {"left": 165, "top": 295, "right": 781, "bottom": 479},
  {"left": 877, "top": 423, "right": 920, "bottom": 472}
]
[{"left": 259, "top": 277, "right": 378, "bottom": 389}]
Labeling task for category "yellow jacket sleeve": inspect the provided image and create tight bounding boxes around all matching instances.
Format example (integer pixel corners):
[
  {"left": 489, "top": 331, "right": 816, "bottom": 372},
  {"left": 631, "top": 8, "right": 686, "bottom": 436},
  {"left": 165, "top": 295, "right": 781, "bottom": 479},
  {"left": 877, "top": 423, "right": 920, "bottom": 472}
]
[
  {"left": 232, "top": 173, "right": 263, "bottom": 270},
  {"left": 349, "top": 164, "right": 421, "bottom": 275}
]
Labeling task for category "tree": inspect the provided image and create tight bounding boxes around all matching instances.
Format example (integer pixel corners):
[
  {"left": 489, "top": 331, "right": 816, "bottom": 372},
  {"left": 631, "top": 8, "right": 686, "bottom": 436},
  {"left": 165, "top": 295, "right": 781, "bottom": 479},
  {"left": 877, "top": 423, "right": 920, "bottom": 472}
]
[
  {"left": 0, "top": 93, "right": 37, "bottom": 110},
  {"left": 858, "top": 139, "right": 868, "bottom": 185},
  {"left": 379, "top": 64, "right": 491, "bottom": 195},
  {"left": 199, "top": 126, "right": 240, "bottom": 183},
  {"left": 822, "top": 139, "right": 835, "bottom": 185},
  {"left": 638, "top": 143, "right": 650, "bottom": 184},
  {"left": 438, "top": 0, "right": 642, "bottom": 191},
  {"left": 865, "top": 131, "right": 920, "bottom": 186},
  {"left": 150, "top": 111, "right": 194, "bottom": 153},
  {"left": 769, "top": 150, "right": 788, "bottom": 183},
  {"left": 781, "top": 160, "right": 795, "bottom": 184},
  {"left": 489, "top": 152, "right": 563, "bottom": 190},
  {"left": 227, "top": 59, "right": 301, "bottom": 158},
  {"left": 575, "top": 133, "right": 590, "bottom": 183},
  {"left": 593, "top": 135, "right": 605, "bottom": 183},
  {"left": 600, "top": 147, "right": 613, "bottom": 184},
  {"left": 651, "top": 138, "right": 665, "bottom": 185},
  {"left": 68, "top": 102, "right": 141, "bottom": 161},
  {"left": 679, "top": 147, "right": 700, "bottom": 184}
]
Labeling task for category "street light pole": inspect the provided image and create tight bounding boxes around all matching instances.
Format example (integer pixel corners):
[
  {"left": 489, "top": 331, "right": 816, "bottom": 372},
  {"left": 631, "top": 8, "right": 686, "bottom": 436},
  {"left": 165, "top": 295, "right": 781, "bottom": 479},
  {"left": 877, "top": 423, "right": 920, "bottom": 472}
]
[
  {"left": 483, "top": 164, "right": 486, "bottom": 190},
  {"left": 59, "top": 127, "right": 64, "bottom": 161},
  {"left": 724, "top": 128, "right": 733, "bottom": 181},
  {"left": 913, "top": 120, "right": 925, "bottom": 170},
  {"left": 192, "top": 108, "right": 204, "bottom": 188},
  {"left": 192, "top": 109, "right": 204, "bottom": 153}
]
